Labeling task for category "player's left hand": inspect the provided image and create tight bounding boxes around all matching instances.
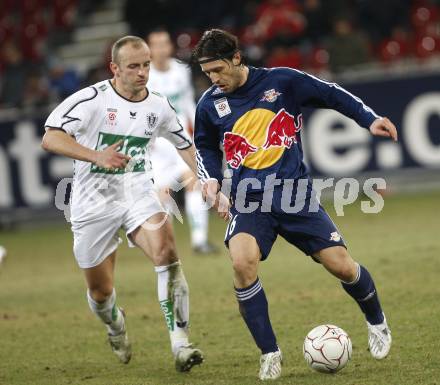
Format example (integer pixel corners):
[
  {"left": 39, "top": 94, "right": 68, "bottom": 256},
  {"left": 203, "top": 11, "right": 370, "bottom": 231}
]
[{"left": 369, "top": 117, "right": 398, "bottom": 141}]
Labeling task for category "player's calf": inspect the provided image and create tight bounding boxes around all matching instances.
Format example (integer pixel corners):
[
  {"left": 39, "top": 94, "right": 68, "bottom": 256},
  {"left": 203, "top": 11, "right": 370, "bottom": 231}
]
[
  {"left": 155, "top": 261, "right": 204, "bottom": 372},
  {"left": 108, "top": 308, "right": 132, "bottom": 364}
]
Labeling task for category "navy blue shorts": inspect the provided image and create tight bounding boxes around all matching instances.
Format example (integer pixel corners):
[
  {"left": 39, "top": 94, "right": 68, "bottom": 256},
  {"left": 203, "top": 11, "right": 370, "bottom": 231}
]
[{"left": 224, "top": 203, "right": 346, "bottom": 261}]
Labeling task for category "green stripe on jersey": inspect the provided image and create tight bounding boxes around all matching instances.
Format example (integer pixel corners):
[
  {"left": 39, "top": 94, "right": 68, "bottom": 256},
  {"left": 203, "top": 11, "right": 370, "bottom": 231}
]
[{"left": 91, "top": 131, "right": 150, "bottom": 174}]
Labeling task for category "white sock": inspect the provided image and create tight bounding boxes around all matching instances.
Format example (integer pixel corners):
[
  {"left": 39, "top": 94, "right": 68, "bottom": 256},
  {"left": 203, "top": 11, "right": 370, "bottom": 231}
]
[
  {"left": 155, "top": 261, "right": 190, "bottom": 356},
  {"left": 87, "top": 289, "right": 125, "bottom": 336},
  {"left": 185, "top": 189, "right": 208, "bottom": 247}
]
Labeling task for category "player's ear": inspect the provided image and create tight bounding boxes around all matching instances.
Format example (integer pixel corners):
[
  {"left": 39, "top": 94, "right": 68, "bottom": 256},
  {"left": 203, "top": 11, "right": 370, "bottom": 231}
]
[
  {"left": 232, "top": 52, "right": 241, "bottom": 66},
  {"left": 109, "top": 61, "right": 119, "bottom": 77}
]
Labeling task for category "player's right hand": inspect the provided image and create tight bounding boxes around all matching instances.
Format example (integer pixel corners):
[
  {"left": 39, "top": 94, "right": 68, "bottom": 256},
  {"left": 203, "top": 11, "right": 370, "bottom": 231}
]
[
  {"left": 94, "top": 140, "right": 131, "bottom": 170},
  {"left": 202, "top": 179, "right": 220, "bottom": 205},
  {"left": 216, "top": 192, "right": 230, "bottom": 221},
  {"left": 202, "top": 179, "right": 230, "bottom": 221},
  {"left": 202, "top": 179, "right": 220, "bottom": 202}
]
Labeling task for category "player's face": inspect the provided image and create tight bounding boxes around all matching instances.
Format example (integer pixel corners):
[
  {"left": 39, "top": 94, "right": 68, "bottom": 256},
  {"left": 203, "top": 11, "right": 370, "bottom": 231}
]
[
  {"left": 200, "top": 57, "right": 245, "bottom": 93},
  {"left": 149, "top": 32, "right": 173, "bottom": 62},
  {"left": 112, "top": 43, "right": 151, "bottom": 94}
]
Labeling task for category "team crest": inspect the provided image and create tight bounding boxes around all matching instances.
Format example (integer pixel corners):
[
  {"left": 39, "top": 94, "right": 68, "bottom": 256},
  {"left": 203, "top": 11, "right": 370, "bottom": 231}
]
[
  {"left": 329, "top": 232, "right": 341, "bottom": 242},
  {"left": 146, "top": 112, "right": 158, "bottom": 129},
  {"left": 260, "top": 89, "right": 282, "bottom": 103}
]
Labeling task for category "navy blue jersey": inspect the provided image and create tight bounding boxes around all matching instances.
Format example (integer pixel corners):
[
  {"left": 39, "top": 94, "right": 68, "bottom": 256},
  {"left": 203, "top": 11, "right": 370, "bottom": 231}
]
[{"left": 194, "top": 66, "right": 379, "bottom": 197}]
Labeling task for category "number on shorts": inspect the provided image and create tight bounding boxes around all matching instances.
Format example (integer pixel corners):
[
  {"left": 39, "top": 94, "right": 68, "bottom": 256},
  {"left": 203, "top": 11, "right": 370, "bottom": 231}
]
[{"left": 226, "top": 214, "right": 238, "bottom": 238}]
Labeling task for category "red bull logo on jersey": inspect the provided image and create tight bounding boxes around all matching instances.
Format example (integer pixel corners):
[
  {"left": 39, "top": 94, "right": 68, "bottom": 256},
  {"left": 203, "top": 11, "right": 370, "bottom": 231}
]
[
  {"left": 224, "top": 132, "right": 258, "bottom": 169},
  {"left": 224, "top": 108, "right": 302, "bottom": 170},
  {"left": 263, "top": 108, "right": 303, "bottom": 149}
]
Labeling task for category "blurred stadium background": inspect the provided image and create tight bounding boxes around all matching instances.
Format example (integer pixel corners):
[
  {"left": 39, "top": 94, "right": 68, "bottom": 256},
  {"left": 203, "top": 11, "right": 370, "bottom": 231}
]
[
  {"left": 0, "top": 0, "right": 439, "bottom": 225},
  {"left": 0, "top": 1, "right": 439, "bottom": 385}
]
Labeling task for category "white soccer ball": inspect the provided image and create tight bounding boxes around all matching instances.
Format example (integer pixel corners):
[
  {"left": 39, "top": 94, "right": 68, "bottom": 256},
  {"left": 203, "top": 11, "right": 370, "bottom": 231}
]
[{"left": 303, "top": 324, "right": 352, "bottom": 373}]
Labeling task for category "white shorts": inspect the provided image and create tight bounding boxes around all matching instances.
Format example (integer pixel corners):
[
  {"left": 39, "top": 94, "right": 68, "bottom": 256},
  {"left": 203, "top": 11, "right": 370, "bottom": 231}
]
[
  {"left": 150, "top": 137, "right": 189, "bottom": 189},
  {"left": 71, "top": 190, "right": 165, "bottom": 269}
]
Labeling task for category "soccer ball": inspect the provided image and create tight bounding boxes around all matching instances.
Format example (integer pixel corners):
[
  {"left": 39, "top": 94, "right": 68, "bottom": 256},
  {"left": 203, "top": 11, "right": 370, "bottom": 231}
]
[{"left": 303, "top": 324, "right": 352, "bottom": 373}]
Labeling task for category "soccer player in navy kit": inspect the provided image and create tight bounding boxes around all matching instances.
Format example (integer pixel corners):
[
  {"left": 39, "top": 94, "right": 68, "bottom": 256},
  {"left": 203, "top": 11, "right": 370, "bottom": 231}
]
[{"left": 192, "top": 29, "right": 397, "bottom": 380}]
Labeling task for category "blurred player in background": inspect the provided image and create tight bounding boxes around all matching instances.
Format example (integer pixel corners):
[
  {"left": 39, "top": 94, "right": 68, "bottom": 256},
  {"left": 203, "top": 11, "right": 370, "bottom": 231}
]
[
  {"left": 192, "top": 29, "right": 396, "bottom": 380},
  {"left": 42, "top": 36, "right": 203, "bottom": 372},
  {"left": 147, "top": 28, "right": 218, "bottom": 254},
  {"left": 0, "top": 245, "right": 6, "bottom": 265}
]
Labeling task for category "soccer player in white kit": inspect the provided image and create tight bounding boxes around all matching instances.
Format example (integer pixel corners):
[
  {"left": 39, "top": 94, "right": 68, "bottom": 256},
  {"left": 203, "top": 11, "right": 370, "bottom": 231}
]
[
  {"left": 0, "top": 245, "right": 6, "bottom": 265},
  {"left": 42, "top": 36, "right": 204, "bottom": 372},
  {"left": 147, "top": 29, "right": 217, "bottom": 254}
]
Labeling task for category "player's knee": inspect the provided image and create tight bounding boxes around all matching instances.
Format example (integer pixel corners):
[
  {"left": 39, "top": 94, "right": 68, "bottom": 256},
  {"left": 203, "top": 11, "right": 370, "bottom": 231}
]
[
  {"left": 332, "top": 255, "right": 357, "bottom": 282},
  {"left": 88, "top": 286, "right": 114, "bottom": 302},
  {"left": 320, "top": 247, "right": 357, "bottom": 281},
  {"left": 336, "top": 262, "right": 357, "bottom": 282},
  {"left": 153, "top": 243, "right": 178, "bottom": 265},
  {"left": 232, "top": 255, "right": 258, "bottom": 276}
]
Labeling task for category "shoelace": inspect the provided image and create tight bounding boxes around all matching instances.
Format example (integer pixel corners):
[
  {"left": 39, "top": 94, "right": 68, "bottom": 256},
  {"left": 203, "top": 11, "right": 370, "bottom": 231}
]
[
  {"left": 261, "top": 353, "right": 281, "bottom": 376},
  {"left": 369, "top": 327, "right": 388, "bottom": 351}
]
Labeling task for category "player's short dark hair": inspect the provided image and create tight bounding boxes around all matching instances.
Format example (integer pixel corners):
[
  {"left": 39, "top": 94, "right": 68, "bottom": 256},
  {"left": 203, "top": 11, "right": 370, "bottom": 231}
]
[
  {"left": 191, "top": 29, "right": 241, "bottom": 65},
  {"left": 111, "top": 35, "right": 146, "bottom": 64},
  {"left": 146, "top": 27, "right": 171, "bottom": 43}
]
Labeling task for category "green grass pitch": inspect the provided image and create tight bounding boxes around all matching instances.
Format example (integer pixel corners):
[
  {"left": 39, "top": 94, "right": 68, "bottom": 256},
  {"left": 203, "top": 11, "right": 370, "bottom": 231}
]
[{"left": 0, "top": 191, "right": 439, "bottom": 385}]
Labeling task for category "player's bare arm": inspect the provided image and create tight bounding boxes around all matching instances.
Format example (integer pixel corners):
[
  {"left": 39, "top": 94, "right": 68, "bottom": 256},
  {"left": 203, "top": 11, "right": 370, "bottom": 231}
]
[
  {"left": 177, "top": 145, "right": 198, "bottom": 176},
  {"left": 42, "top": 128, "right": 131, "bottom": 169},
  {"left": 369, "top": 117, "right": 398, "bottom": 141},
  {"left": 177, "top": 146, "right": 229, "bottom": 220}
]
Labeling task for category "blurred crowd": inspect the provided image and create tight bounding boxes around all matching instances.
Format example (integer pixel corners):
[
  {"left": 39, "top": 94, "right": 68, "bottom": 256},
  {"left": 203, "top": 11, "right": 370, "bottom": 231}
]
[
  {"left": 0, "top": 0, "right": 105, "bottom": 110},
  {"left": 0, "top": 0, "right": 439, "bottom": 109}
]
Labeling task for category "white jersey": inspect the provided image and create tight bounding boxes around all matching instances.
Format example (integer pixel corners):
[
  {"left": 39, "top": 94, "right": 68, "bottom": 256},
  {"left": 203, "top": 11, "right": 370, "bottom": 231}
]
[
  {"left": 45, "top": 80, "right": 191, "bottom": 222},
  {"left": 148, "top": 59, "right": 196, "bottom": 132}
]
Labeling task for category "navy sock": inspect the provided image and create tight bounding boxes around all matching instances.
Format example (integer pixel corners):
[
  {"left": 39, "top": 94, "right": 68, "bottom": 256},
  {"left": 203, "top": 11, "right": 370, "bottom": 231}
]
[
  {"left": 235, "top": 278, "right": 278, "bottom": 354},
  {"left": 341, "top": 264, "right": 384, "bottom": 325}
]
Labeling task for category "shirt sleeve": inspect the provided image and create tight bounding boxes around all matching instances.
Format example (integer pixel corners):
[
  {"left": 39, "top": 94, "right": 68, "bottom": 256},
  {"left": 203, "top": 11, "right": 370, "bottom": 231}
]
[
  {"left": 44, "top": 86, "right": 98, "bottom": 136},
  {"left": 292, "top": 70, "right": 380, "bottom": 129},
  {"left": 193, "top": 102, "right": 223, "bottom": 184},
  {"left": 157, "top": 98, "right": 193, "bottom": 150}
]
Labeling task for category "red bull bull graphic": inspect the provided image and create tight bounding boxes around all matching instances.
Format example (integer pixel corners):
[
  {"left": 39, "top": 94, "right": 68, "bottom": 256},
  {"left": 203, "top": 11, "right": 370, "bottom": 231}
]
[
  {"left": 224, "top": 132, "right": 258, "bottom": 169},
  {"left": 224, "top": 108, "right": 303, "bottom": 170},
  {"left": 263, "top": 108, "right": 303, "bottom": 150}
]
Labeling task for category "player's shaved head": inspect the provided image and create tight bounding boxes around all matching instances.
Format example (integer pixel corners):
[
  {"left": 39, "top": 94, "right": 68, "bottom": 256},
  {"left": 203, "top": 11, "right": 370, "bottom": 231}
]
[{"left": 111, "top": 35, "right": 147, "bottom": 65}]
